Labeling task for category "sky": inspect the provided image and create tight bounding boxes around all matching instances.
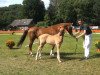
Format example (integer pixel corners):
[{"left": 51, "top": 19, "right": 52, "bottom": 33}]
[{"left": 0, "top": 0, "right": 50, "bottom": 8}]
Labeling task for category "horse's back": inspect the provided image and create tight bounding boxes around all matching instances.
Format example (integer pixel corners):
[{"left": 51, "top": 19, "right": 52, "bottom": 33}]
[
  {"left": 28, "top": 23, "right": 68, "bottom": 38},
  {"left": 37, "top": 26, "right": 59, "bottom": 36}
]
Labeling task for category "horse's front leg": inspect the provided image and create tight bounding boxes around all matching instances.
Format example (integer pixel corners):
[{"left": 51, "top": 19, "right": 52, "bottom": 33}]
[
  {"left": 56, "top": 44, "right": 61, "bottom": 63},
  {"left": 50, "top": 45, "right": 55, "bottom": 56}
]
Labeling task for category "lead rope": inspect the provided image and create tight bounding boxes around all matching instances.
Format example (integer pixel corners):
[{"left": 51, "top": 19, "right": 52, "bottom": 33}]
[{"left": 75, "top": 38, "right": 78, "bottom": 54}]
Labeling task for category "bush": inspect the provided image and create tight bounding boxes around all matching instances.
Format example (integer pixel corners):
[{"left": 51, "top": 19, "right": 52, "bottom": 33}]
[
  {"left": 6, "top": 40, "right": 15, "bottom": 49},
  {"left": 95, "top": 41, "right": 100, "bottom": 49}
]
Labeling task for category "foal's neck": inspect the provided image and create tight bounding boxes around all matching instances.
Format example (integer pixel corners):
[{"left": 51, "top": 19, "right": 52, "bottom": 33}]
[{"left": 57, "top": 31, "right": 64, "bottom": 36}]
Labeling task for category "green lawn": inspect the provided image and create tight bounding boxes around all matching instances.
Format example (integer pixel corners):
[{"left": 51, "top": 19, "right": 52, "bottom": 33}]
[{"left": 0, "top": 33, "right": 100, "bottom": 75}]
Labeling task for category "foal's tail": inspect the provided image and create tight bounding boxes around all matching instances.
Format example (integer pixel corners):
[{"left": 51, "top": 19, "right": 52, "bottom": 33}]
[{"left": 17, "top": 29, "right": 29, "bottom": 48}]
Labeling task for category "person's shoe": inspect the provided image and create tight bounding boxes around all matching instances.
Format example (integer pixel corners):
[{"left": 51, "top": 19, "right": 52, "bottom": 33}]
[
  {"left": 79, "top": 57, "right": 89, "bottom": 61},
  {"left": 85, "top": 57, "right": 89, "bottom": 60}
]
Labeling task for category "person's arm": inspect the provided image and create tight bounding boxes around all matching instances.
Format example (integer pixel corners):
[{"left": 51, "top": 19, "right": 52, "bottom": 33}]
[
  {"left": 76, "top": 30, "right": 86, "bottom": 38},
  {"left": 74, "top": 30, "right": 80, "bottom": 35}
]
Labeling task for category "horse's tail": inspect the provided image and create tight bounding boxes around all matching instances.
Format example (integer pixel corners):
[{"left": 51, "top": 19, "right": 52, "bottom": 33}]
[{"left": 17, "top": 29, "right": 29, "bottom": 48}]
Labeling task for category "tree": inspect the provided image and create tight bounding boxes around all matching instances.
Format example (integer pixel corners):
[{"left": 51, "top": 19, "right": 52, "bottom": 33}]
[
  {"left": 75, "top": 0, "right": 95, "bottom": 23},
  {"left": 22, "top": 0, "right": 45, "bottom": 23},
  {"left": 48, "top": 0, "right": 96, "bottom": 25},
  {"left": 57, "top": 0, "right": 77, "bottom": 23},
  {"left": 0, "top": 4, "right": 23, "bottom": 29},
  {"left": 46, "top": 0, "right": 62, "bottom": 24},
  {"left": 93, "top": 0, "right": 100, "bottom": 25},
  {"left": 48, "top": 0, "right": 77, "bottom": 25}
]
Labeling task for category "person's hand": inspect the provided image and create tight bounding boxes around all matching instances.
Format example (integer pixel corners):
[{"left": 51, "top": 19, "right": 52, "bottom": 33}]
[
  {"left": 75, "top": 36, "right": 78, "bottom": 41},
  {"left": 76, "top": 36, "right": 79, "bottom": 39}
]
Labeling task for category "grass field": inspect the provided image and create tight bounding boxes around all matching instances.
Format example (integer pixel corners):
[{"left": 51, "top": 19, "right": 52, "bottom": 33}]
[{"left": 0, "top": 33, "right": 100, "bottom": 75}]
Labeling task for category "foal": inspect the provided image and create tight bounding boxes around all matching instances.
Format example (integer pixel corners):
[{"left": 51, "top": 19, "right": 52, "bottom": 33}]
[{"left": 35, "top": 26, "right": 65, "bottom": 62}]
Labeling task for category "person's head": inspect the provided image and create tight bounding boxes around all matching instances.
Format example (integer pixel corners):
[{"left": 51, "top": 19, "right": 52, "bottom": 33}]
[{"left": 77, "top": 19, "right": 84, "bottom": 26}]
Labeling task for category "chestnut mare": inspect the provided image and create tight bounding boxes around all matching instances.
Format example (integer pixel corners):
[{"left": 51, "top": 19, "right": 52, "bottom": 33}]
[
  {"left": 17, "top": 23, "right": 74, "bottom": 55},
  {"left": 36, "top": 25, "right": 65, "bottom": 62}
]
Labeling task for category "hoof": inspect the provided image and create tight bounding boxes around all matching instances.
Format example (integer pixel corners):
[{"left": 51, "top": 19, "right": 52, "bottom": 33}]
[
  {"left": 39, "top": 56, "right": 41, "bottom": 59},
  {"left": 58, "top": 60, "right": 62, "bottom": 63},
  {"left": 35, "top": 58, "right": 38, "bottom": 60},
  {"left": 31, "top": 55, "right": 33, "bottom": 57},
  {"left": 50, "top": 54, "right": 54, "bottom": 56},
  {"left": 28, "top": 52, "right": 33, "bottom": 56}
]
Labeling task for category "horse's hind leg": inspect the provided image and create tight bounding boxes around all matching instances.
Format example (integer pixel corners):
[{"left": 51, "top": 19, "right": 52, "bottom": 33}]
[
  {"left": 50, "top": 45, "right": 55, "bottom": 56},
  {"left": 29, "top": 35, "right": 36, "bottom": 56}
]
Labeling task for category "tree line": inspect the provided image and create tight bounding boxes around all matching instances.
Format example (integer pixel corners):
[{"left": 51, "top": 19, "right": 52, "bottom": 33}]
[
  {"left": 0, "top": 0, "right": 100, "bottom": 29},
  {"left": 47, "top": 0, "right": 100, "bottom": 26}
]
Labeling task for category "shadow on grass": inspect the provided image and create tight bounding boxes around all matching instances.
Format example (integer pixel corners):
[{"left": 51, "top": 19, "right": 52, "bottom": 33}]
[
  {"left": 24, "top": 52, "right": 100, "bottom": 61},
  {"left": 90, "top": 54, "right": 100, "bottom": 59},
  {"left": 42, "top": 52, "right": 82, "bottom": 56},
  {"left": 23, "top": 52, "right": 83, "bottom": 62},
  {"left": 10, "top": 47, "right": 20, "bottom": 50},
  {"left": 41, "top": 52, "right": 82, "bottom": 61}
]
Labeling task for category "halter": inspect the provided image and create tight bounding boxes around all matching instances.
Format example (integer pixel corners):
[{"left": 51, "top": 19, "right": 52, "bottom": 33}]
[{"left": 75, "top": 38, "right": 78, "bottom": 54}]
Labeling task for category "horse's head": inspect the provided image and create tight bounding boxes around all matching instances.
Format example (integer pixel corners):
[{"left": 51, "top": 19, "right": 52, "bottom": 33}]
[
  {"left": 58, "top": 25, "right": 66, "bottom": 36},
  {"left": 64, "top": 22, "right": 76, "bottom": 38}
]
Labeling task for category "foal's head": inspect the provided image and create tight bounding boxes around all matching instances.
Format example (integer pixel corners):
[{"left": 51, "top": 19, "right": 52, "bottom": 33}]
[{"left": 58, "top": 25, "right": 65, "bottom": 36}]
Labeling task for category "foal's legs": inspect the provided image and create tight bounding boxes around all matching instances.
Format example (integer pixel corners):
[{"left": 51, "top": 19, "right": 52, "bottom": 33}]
[
  {"left": 36, "top": 45, "right": 41, "bottom": 60},
  {"left": 36, "top": 43, "right": 45, "bottom": 60},
  {"left": 56, "top": 44, "right": 61, "bottom": 62},
  {"left": 50, "top": 45, "right": 55, "bottom": 56}
]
